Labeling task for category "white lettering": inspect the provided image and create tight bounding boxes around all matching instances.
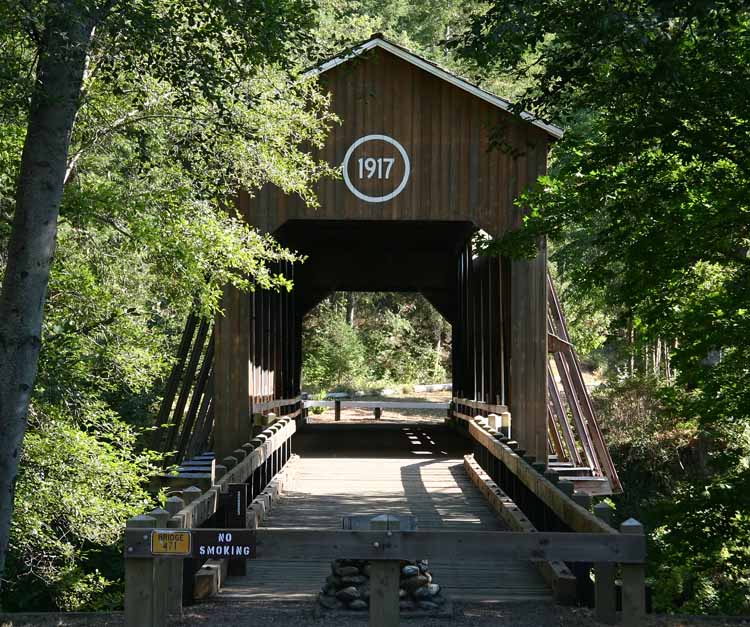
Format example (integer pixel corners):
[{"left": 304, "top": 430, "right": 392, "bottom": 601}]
[
  {"left": 342, "top": 135, "right": 411, "bottom": 203},
  {"left": 196, "top": 544, "right": 253, "bottom": 557},
  {"left": 357, "top": 157, "right": 396, "bottom": 180}
]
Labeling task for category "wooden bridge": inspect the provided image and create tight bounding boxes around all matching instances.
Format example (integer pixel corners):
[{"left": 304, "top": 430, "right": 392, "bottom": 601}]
[
  {"left": 127, "top": 36, "right": 645, "bottom": 627},
  {"left": 223, "top": 423, "right": 551, "bottom": 604}
]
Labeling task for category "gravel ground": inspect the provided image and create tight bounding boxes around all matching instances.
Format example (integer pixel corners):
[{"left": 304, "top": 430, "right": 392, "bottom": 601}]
[{"left": 4, "top": 602, "right": 750, "bottom": 627}]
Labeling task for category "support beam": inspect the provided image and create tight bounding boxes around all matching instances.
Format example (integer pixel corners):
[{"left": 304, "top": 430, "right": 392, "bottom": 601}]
[
  {"left": 214, "top": 286, "right": 251, "bottom": 460},
  {"left": 510, "top": 242, "right": 548, "bottom": 464},
  {"left": 369, "top": 560, "right": 400, "bottom": 627}
]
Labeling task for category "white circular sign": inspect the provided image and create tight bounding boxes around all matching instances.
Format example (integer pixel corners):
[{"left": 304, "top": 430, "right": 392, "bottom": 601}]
[{"left": 341, "top": 134, "right": 411, "bottom": 203}]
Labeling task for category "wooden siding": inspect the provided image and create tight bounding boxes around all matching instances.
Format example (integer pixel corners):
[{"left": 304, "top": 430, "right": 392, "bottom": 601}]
[
  {"left": 215, "top": 45, "right": 551, "bottom": 466},
  {"left": 241, "top": 48, "right": 549, "bottom": 237}
]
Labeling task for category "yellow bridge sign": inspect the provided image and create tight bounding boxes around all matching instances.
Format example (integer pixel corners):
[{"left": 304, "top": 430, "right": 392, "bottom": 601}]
[{"left": 150, "top": 530, "right": 191, "bottom": 556}]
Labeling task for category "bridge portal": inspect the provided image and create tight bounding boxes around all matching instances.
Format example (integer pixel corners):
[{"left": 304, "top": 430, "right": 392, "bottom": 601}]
[{"left": 215, "top": 36, "right": 551, "bottom": 465}]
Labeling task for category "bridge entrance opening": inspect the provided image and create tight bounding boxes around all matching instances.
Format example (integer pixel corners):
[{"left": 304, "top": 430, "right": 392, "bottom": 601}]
[{"left": 300, "top": 289, "right": 452, "bottom": 426}]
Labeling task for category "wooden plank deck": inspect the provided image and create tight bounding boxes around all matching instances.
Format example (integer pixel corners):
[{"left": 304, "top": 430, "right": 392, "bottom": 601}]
[{"left": 221, "top": 424, "right": 552, "bottom": 603}]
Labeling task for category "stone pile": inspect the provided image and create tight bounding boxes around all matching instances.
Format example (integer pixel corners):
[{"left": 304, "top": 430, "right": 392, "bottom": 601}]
[{"left": 318, "top": 558, "right": 447, "bottom": 612}]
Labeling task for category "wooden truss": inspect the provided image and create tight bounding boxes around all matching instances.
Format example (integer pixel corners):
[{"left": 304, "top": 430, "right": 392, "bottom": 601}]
[{"left": 546, "top": 274, "right": 622, "bottom": 494}]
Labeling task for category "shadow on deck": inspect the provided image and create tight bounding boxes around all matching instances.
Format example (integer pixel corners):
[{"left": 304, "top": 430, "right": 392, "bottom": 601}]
[{"left": 220, "top": 422, "right": 552, "bottom": 604}]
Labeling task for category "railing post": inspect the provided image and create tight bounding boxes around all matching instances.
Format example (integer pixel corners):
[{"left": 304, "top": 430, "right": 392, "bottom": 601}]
[
  {"left": 620, "top": 519, "right": 646, "bottom": 626},
  {"left": 370, "top": 560, "right": 400, "bottom": 627},
  {"left": 165, "top": 497, "right": 186, "bottom": 615},
  {"left": 593, "top": 503, "right": 616, "bottom": 624},
  {"left": 487, "top": 413, "right": 499, "bottom": 430},
  {"left": 180, "top": 485, "right": 203, "bottom": 605},
  {"left": 227, "top": 483, "right": 249, "bottom": 576},
  {"left": 149, "top": 507, "right": 170, "bottom": 626},
  {"left": 125, "top": 514, "right": 157, "bottom": 627},
  {"left": 335, "top": 399, "right": 341, "bottom": 421},
  {"left": 501, "top": 411, "right": 512, "bottom": 438}
]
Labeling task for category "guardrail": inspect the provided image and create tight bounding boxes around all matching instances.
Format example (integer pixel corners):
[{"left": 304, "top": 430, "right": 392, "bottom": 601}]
[
  {"left": 124, "top": 524, "right": 645, "bottom": 627},
  {"left": 304, "top": 400, "right": 450, "bottom": 421},
  {"left": 126, "top": 416, "right": 298, "bottom": 625},
  {"left": 462, "top": 414, "right": 645, "bottom": 621}
]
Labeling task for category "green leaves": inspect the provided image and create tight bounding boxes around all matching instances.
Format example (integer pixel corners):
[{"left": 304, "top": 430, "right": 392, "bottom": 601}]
[
  {"left": 2, "top": 402, "right": 158, "bottom": 611},
  {"left": 302, "top": 293, "right": 450, "bottom": 391},
  {"left": 460, "top": 0, "right": 750, "bottom": 613},
  {"left": 0, "top": 0, "right": 337, "bottom": 611}
]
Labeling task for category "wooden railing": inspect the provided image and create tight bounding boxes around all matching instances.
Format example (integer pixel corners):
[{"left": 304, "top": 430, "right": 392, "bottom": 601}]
[
  {"left": 464, "top": 415, "right": 646, "bottom": 620},
  {"left": 127, "top": 416, "right": 298, "bottom": 625},
  {"left": 253, "top": 395, "right": 303, "bottom": 416},
  {"left": 453, "top": 388, "right": 617, "bottom": 496}
]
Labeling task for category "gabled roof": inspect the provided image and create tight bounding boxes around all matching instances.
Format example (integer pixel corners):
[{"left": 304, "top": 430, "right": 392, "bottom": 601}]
[{"left": 304, "top": 35, "right": 564, "bottom": 140}]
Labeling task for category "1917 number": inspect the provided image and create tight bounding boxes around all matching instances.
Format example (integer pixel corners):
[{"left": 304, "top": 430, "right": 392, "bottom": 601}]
[{"left": 358, "top": 157, "right": 395, "bottom": 179}]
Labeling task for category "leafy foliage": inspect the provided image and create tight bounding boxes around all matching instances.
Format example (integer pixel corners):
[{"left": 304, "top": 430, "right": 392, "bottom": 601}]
[
  {"left": 460, "top": 0, "right": 750, "bottom": 613},
  {"left": 2, "top": 403, "right": 157, "bottom": 611},
  {"left": 302, "top": 293, "right": 450, "bottom": 391},
  {"left": 0, "top": 0, "right": 337, "bottom": 610}
]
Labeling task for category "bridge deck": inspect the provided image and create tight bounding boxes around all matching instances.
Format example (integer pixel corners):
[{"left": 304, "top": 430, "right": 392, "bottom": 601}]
[{"left": 221, "top": 424, "right": 551, "bottom": 603}]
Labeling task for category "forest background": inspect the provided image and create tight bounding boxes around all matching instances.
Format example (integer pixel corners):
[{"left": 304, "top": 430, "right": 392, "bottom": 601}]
[{"left": 0, "top": 0, "right": 748, "bottom": 617}]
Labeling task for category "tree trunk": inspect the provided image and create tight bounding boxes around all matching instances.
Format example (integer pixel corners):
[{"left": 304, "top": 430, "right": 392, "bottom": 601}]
[
  {"left": 626, "top": 317, "right": 635, "bottom": 376},
  {"left": 346, "top": 293, "right": 356, "bottom": 327},
  {"left": 0, "top": 6, "right": 95, "bottom": 586}
]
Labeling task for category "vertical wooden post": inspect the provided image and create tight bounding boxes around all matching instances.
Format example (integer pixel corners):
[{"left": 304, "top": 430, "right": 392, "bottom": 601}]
[
  {"left": 180, "top": 485, "right": 202, "bottom": 605},
  {"left": 165, "top": 497, "right": 185, "bottom": 615},
  {"left": 227, "top": 483, "right": 249, "bottom": 576},
  {"left": 593, "top": 503, "right": 616, "bottom": 624},
  {"left": 149, "top": 507, "right": 170, "bottom": 626},
  {"left": 573, "top": 491, "right": 592, "bottom": 510},
  {"left": 335, "top": 400, "right": 341, "bottom": 421},
  {"left": 374, "top": 407, "right": 382, "bottom": 420},
  {"left": 214, "top": 286, "right": 252, "bottom": 460},
  {"left": 369, "top": 560, "right": 400, "bottom": 627},
  {"left": 125, "top": 514, "right": 157, "bottom": 627},
  {"left": 509, "top": 241, "right": 548, "bottom": 464},
  {"left": 501, "top": 411, "right": 512, "bottom": 438},
  {"left": 620, "top": 519, "right": 646, "bottom": 626}
]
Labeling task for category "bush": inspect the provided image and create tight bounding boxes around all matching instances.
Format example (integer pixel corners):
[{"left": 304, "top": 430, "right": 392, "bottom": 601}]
[
  {"left": 302, "top": 302, "right": 371, "bottom": 389},
  {"left": 1, "top": 402, "right": 158, "bottom": 611},
  {"left": 595, "top": 374, "right": 750, "bottom": 615}
]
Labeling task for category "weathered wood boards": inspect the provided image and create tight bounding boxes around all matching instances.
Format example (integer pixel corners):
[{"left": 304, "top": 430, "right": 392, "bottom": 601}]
[
  {"left": 214, "top": 261, "right": 297, "bottom": 460},
  {"left": 211, "top": 37, "right": 552, "bottom": 465},
  {"left": 125, "top": 528, "right": 257, "bottom": 559},
  {"left": 167, "top": 418, "right": 296, "bottom": 530},
  {"left": 468, "top": 419, "right": 617, "bottom": 534},
  {"left": 463, "top": 454, "right": 578, "bottom": 604},
  {"left": 245, "top": 44, "right": 552, "bottom": 236},
  {"left": 249, "top": 529, "right": 645, "bottom": 564}
]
